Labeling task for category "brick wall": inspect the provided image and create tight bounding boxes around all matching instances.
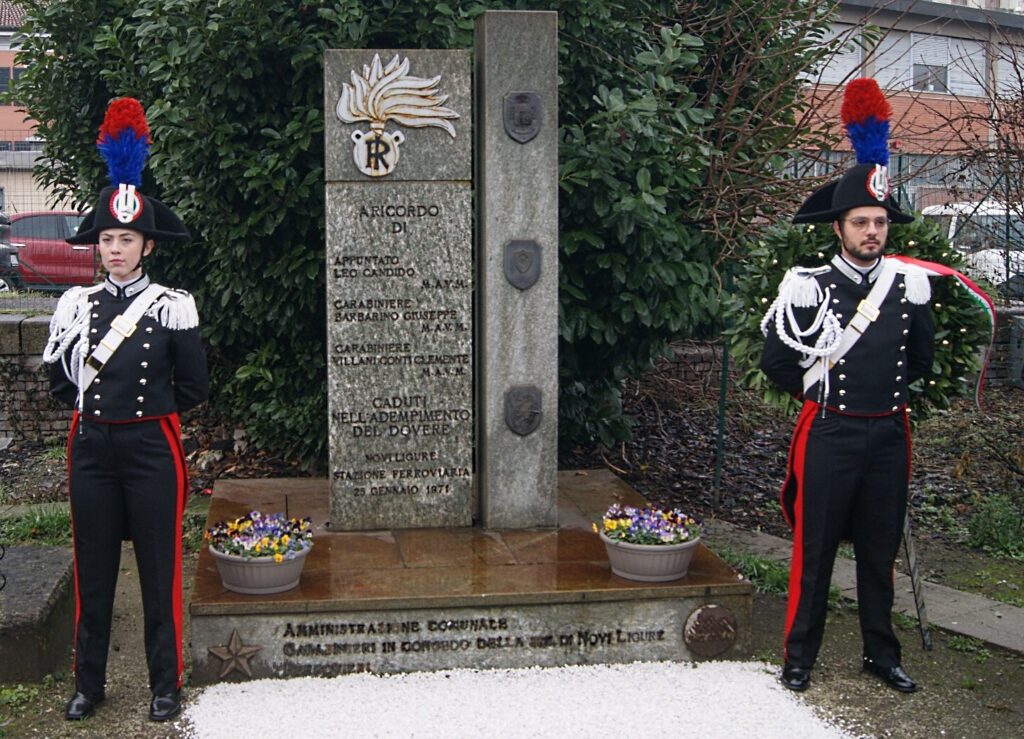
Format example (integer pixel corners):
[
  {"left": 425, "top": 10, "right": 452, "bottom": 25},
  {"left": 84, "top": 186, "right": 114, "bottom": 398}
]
[{"left": 0, "top": 314, "right": 72, "bottom": 443}]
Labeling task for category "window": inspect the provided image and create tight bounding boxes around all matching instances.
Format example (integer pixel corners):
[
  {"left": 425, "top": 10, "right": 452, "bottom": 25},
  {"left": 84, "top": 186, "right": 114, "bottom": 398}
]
[
  {"left": 913, "top": 63, "right": 949, "bottom": 93},
  {"left": 871, "top": 30, "right": 912, "bottom": 90},
  {"left": 812, "top": 24, "right": 862, "bottom": 85},
  {"left": 11, "top": 67, "right": 26, "bottom": 104},
  {"left": 995, "top": 44, "right": 1024, "bottom": 96},
  {"left": 0, "top": 69, "right": 8, "bottom": 94},
  {"left": 11, "top": 215, "right": 67, "bottom": 240},
  {"left": 911, "top": 34, "right": 952, "bottom": 93}
]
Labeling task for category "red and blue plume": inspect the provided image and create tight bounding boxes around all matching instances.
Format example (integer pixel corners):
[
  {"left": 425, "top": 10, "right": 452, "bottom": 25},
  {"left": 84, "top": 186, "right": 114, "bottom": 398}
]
[
  {"left": 95, "top": 97, "right": 150, "bottom": 187},
  {"left": 840, "top": 78, "right": 891, "bottom": 167}
]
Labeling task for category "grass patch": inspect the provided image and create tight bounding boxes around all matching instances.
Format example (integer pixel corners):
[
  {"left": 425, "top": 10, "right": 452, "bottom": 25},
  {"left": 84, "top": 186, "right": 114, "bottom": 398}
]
[
  {"left": 718, "top": 549, "right": 790, "bottom": 595},
  {"left": 915, "top": 489, "right": 967, "bottom": 538},
  {"left": 947, "top": 634, "right": 991, "bottom": 663},
  {"left": 719, "top": 548, "right": 844, "bottom": 610},
  {"left": 891, "top": 611, "right": 918, "bottom": 631},
  {"left": 0, "top": 683, "right": 40, "bottom": 715},
  {"left": 1, "top": 504, "right": 71, "bottom": 545},
  {"left": 944, "top": 562, "right": 1024, "bottom": 609},
  {"left": 41, "top": 440, "right": 66, "bottom": 463},
  {"left": 182, "top": 509, "right": 209, "bottom": 553}
]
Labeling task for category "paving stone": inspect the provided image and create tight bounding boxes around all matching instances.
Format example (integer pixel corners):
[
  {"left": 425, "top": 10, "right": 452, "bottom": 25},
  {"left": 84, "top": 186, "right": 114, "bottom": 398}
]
[{"left": 0, "top": 545, "right": 74, "bottom": 682}]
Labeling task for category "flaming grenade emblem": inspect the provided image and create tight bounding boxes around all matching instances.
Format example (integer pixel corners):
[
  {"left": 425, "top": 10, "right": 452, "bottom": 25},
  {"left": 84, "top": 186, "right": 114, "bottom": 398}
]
[{"left": 336, "top": 54, "right": 459, "bottom": 177}]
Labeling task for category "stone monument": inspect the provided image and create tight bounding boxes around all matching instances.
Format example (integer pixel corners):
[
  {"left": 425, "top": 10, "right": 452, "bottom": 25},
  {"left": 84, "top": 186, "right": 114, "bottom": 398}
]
[{"left": 189, "top": 10, "right": 751, "bottom": 685}]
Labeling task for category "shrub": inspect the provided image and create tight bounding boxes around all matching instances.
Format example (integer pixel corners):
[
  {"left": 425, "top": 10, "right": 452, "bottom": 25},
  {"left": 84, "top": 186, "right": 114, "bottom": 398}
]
[{"left": 967, "top": 494, "right": 1024, "bottom": 558}]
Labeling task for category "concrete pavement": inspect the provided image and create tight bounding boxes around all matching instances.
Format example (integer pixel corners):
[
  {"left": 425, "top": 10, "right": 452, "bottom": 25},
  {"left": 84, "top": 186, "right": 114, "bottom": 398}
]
[{"left": 708, "top": 517, "right": 1024, "bottom": 656}]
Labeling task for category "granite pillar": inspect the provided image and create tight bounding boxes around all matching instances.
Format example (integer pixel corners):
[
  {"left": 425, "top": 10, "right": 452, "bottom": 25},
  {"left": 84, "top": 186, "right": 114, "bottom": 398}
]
[{"left": 474, "top": 11, "right": 560, "bottom": 529}]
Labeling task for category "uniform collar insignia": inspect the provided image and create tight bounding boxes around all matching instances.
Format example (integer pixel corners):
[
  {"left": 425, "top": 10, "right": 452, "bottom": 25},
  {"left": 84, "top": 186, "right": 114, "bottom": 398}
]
[
  {"left": 832, "top": 254, "right": 882, "bottom": 285},
  {"left": 104, "top": 273, "right": 151, "bottom": 299}
]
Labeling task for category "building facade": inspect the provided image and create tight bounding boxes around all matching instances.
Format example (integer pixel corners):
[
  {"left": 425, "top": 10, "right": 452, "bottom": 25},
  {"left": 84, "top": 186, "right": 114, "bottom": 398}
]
[{"left": 806, "top": 0, "right": 1024, "bottom": 209}]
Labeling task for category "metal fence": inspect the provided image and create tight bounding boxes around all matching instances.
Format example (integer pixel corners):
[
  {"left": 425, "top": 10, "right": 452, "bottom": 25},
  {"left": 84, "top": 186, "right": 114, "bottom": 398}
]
[{"left": 0, "top": 137, "right": 93, "bottom": 312}]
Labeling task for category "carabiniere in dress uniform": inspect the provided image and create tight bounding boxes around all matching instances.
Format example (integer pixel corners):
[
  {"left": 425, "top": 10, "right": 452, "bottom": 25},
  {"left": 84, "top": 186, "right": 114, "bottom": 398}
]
[
  {"left": 759, "top": 77, "right": 995, "bottom": 696},
  {"left": 759, "top": 77, "right": 941, "bottom": 696},
  {"left": 42, "top": 97, "right": 208, "bottom": 724}
]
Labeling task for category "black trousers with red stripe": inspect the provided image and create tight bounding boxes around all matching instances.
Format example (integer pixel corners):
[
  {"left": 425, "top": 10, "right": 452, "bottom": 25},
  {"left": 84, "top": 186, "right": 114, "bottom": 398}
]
[
  {"left": 67, "top": 414, "right": 186, "bottom": 699},
  {"left": 782, "top": 404, "right": 910, "bottom": 670}
]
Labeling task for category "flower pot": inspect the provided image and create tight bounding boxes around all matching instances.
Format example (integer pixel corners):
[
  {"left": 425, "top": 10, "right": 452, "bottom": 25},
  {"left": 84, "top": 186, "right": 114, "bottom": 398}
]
[
  {"left": 209, "top": 544, "right": 312, "bottom": 595},
  {"left": 599, "top": 531, "right": 700, "bottom": 582}
]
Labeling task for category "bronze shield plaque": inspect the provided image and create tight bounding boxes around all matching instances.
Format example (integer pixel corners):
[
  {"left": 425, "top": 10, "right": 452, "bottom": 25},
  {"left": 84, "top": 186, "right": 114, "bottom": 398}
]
[
  {"left": 504, "top": 385, "right": 542, "bottom": 436},
  {"left": 683, "top": 604, "right": 738, "bottom": 658},
  {"left": 503, "top": 239, "right": 541, "bottom": 291},
  {"left": 503, "top": 92, "right": 542, "bottom": 144}
]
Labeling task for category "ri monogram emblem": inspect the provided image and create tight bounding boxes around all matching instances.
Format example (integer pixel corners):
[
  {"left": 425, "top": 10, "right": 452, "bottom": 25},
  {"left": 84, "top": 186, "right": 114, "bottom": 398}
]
[{"left": 336, "top": 54, "right": 459, "bottom": 177}]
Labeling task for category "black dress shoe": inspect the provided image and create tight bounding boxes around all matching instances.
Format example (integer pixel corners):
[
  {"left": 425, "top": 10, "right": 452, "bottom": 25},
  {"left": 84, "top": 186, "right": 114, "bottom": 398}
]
[
  {"left": 64, "top": 691, "right": 104, "bottom": 720},
  {"left": 149, "top": 691, "right": 182, "bottom": 721},
  {"left": 863, "top": 659, "right": 918, "bottom": 693},
  {"left": 780, "top": 662, "right": 812, "bottom": 691}
]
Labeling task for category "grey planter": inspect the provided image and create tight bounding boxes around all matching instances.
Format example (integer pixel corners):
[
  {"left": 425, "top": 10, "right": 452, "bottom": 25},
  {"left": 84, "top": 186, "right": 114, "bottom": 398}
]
[
  {"left": 209, "top": 544, "right": 312, "bottom": 595},
  {"left": 599, "top": 532, "right": 700, "bottom": 582}
]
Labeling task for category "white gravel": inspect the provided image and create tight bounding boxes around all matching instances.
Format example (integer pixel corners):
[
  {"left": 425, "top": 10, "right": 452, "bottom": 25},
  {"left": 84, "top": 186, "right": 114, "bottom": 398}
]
[{"left": 179, "top": 660, "right": 854, "bottom": 739}]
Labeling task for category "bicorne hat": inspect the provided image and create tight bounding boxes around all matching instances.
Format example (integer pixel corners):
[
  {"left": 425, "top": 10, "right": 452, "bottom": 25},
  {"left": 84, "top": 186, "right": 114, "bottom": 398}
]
[
  {"left": 792, "top": 78, "right": 913, "bottom": 225},
  {"left": 67, "top": 98, "right": 189, "bottom": 245}
]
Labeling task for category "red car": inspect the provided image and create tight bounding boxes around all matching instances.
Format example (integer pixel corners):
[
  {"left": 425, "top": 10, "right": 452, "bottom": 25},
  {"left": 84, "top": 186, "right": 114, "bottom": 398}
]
[{"left": 0, "top": 211, "right": 97, "bottom": 291}]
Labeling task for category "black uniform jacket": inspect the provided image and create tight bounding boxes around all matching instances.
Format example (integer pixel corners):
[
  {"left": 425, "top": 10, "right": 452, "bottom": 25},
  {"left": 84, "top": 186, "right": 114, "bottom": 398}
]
[
  {"left": 49, "top": 276, "right": 208, "bottom": 420},
  {"left": 760, "top": 255, "right": 934, "bottom": 415}
]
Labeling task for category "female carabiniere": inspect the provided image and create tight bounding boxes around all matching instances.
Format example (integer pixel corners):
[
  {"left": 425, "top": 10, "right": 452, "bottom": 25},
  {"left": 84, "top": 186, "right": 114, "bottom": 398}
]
[{"left": 42, "top": 98, "right": 208, "bottom": 723}]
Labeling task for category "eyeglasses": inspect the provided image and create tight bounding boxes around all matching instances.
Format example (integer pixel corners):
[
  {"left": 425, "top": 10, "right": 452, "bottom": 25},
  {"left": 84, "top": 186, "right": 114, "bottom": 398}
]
[{"left": 844, "top": 217, "right": 890, "bottom": 230}]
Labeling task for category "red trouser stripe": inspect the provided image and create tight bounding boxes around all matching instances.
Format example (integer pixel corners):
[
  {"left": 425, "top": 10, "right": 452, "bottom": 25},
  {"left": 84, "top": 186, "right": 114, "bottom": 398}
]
[
  {"left": 781, "top": 400, "right": 818, "bottom": 660},
  {"left": 158, "top": 414, "right": 187, "bottom": 690},
  {"left": 901, "top": 410, "right": 913, "bottom": 482},
  {"left": 66, "top": 411, "right": 80, "bottom": 678}
]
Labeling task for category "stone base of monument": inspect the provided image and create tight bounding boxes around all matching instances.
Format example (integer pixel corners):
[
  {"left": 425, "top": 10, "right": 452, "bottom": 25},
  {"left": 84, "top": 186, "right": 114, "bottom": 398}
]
[
  {"left": 0, "top": 546, "right": 74, "bottom": 683},
  {"left": 189, "top": 470, "right": 752, "bottom": 684}
]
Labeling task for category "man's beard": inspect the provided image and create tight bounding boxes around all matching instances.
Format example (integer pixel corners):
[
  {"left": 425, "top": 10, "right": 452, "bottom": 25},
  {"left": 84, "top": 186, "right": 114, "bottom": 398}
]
[{"left": 841, "top": 234, "right": 885, "bottom": 264}]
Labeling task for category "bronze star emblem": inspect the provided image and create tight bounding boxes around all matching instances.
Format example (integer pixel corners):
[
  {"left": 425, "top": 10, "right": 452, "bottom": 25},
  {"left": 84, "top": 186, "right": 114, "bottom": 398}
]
[{"left": 208, "top": 628, "right": 262, "bottom": 678}]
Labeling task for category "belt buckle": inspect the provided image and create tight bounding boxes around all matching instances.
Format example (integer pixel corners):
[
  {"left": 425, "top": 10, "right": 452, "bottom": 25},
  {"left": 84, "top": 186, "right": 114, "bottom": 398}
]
[
  {"left": 110, "top": 315, "right": 136, "bottom": 338},
  {"left": 856, "top": 300, "right": 880, "bottom": 322}
]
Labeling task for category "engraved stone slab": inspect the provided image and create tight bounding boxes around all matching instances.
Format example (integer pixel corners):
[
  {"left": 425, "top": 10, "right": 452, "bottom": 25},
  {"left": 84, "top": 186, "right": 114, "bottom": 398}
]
[
  {"left": 190, "top": 594, "right": 751, "bottom": 682},
  {"left": 326, "top": 182, "right": 472, "bottom": 529},
  {"left": 325, "top": 48, "right": 472, "bottom": 530}
]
